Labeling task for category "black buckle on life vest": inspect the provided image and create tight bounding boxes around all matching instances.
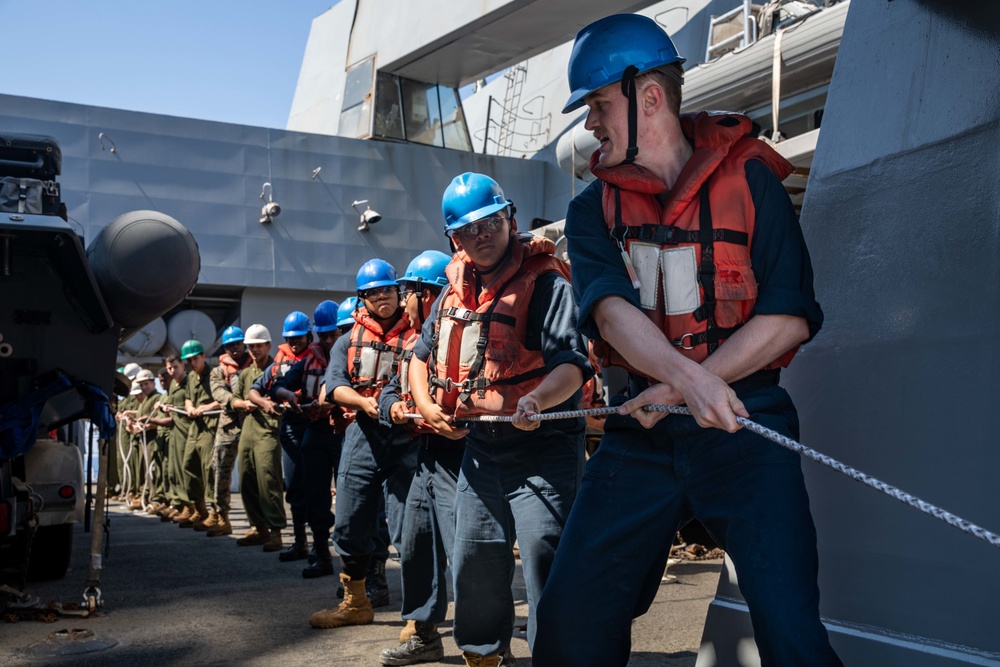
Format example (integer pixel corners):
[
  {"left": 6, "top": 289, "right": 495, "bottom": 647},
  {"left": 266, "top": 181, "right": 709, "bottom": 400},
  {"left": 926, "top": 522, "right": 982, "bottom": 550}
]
[
  {"left": 637, "top": 224, "right": 680, "bottom": 244},
  {"left": 446, "top": 307, "right": 475, "bottom": 321}
]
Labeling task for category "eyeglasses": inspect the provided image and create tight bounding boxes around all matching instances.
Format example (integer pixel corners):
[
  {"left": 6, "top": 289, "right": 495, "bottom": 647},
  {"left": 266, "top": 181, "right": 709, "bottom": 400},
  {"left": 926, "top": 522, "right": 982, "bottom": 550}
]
[
  {"left": 450, "top": 213, "right": 508, "bottom": 241},
  {"left": 360, "top": 285, "right": 398, "bottom": 300}
]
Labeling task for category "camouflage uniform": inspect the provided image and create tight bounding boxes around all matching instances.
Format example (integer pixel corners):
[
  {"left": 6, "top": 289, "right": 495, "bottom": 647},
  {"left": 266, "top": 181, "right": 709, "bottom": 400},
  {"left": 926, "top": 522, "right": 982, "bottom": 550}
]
[{"left": 209, "top": 354, "right": 250, "bottom": 514}]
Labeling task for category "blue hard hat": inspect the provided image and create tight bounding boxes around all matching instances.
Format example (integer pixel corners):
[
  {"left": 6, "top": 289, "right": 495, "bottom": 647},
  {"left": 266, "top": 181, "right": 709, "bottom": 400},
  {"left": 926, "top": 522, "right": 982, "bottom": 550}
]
[
  {"left": 398, "top": 250, "right": 451, "bottom": 289},
  {"left": 282, "top": 311, "right": 312, "bottom": 338},
  {"left": 563, "top": 14, "right": 686, "bottom": 114},
  {"left": 442, "top": 172, "right": 512, "bottom": 234},
  {"left": 336, "top": 296, "right": 359, "bottom": 328},
  {"left": 356, "top": 259, "right": 398, "bottom": 292},
  {"left": 313, "top": 300, "right": 340, "bottom": 333},
  {"left": 221, "top": 325, "right": 245, "bottom": 345}
]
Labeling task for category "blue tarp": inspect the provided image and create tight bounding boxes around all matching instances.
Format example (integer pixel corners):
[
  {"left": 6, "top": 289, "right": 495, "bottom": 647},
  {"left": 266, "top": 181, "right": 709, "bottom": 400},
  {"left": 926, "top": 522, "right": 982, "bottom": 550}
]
[{"left": 0, "top": 373, "right": 114, "bottom": 458}]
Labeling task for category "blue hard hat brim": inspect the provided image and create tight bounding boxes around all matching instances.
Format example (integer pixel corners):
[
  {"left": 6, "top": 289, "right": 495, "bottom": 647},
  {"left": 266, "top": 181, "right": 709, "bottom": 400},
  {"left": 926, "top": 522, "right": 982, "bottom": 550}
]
[
  {"left": 282, "top": 329, "right": 311, "bottom": 337},
  {"left": 357, "top": 279, "right": 400, "bottom": 292},
  {"left": 561, "top": 58, "right": 687, "bottom": 114},
  {"left": 444, "top": 201, "right": 511, "bottom": 233},
  {"left": 397, "top": 277, "right": 449, "bottom": 287},
  {"left": 313, "top": 324, "right": 338, "bottom": 333}
]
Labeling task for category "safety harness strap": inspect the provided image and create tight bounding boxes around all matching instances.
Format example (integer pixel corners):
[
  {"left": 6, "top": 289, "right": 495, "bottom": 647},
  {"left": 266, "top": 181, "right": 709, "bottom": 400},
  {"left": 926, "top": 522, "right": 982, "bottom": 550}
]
[
  {"left": 634, "top": 224, "right": 748, "bottom": 246},
  {"left": 692, "top": 182, "right": 719, "bottom": 354},
  {"left": 459, "top": 274, "right": 522, "bottom": 403}
]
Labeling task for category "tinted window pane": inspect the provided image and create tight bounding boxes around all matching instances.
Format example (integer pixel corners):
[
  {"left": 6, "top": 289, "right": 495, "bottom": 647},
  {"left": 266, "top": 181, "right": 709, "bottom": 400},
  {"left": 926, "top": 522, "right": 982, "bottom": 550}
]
[
  {"left": 373, "top": 71, "right": 405, "bottom": 140},
  {"left": 439, "top": 86, "right": 472, "bottom": 151},
  {"left": 400, "top": 78, "right": 442, "bottom": 147}
]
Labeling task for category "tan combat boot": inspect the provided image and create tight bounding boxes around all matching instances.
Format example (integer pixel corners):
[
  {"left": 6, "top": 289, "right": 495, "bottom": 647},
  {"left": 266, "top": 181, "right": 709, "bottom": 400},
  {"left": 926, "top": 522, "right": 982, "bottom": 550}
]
[
  {"left": 309, "top": 573, "right": 374, "bottom": 629},
  {"left": 171, "top": 504, "right": 194, "bottom": 523},
  {"left": 462, "top": 652, "right": 501, "bottom": 667},
  {"left": 399, "top": 619, "right": 417, "bottom": 643},
  {"left": 206, "top": 512, "right": 232, "bottom": 537},
  {"left": 236, "top": 526, "right": 270, "bottom": 546},
  {"left": 180, "top": 500, "right": 207, "bottom": 528},
  {"left": 193, "top": 508, "right": 219, "bottom": 532}
]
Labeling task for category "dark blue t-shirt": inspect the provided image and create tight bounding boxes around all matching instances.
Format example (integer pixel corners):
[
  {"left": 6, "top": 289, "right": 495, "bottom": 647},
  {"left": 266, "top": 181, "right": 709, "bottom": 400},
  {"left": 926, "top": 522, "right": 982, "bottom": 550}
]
[{"left": 567, "top": 160, "right": 824, "bottom": 344}]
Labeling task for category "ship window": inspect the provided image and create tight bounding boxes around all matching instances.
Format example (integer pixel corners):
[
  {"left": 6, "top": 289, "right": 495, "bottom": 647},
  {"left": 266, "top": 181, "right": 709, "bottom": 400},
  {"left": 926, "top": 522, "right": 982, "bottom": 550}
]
[
  {"left": 340, "top": 56, "right": 375, "bottom": 139},
  {"left": 373, "top": 71, "right": 405, "bottom": 140},
  {"left": 440, "top": 86, "right": 472, "bottom": 151},
  {"left": 401, "top": 78, "right": 443, "bottom": 147},
  {"left": 370, "top": 71, "right": 472, "bottom": 150}
]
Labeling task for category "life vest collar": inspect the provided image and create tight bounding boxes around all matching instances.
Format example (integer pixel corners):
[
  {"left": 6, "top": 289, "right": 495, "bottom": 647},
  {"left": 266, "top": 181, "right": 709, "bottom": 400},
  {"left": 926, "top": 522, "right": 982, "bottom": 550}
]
[
  {"left": 591, "top": 112, "right": 791, "bottom": 224},
  {"left": 446, "top": 233, "right": 561, "bottom": 305},
  {"left": 352, "top": 306, "right": 410, "bottom": 339}
]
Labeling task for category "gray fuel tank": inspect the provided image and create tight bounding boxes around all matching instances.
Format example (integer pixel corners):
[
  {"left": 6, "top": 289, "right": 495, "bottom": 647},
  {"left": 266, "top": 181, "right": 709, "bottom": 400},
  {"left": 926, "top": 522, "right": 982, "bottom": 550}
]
[{"left": 87, "top": 210, "right": 200, "bottom": 331}]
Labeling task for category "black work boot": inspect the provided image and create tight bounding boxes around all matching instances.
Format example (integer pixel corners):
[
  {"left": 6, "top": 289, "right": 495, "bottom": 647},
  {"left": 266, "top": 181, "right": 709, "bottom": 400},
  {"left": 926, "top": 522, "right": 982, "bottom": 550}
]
[
  {"left": 303, "top": 541, "right": 334, "bottom": 578},
  {"left": 366, "top": 557, "right": 390, "bottom": 608},
  {"left": 379, "top": 622, "right": 444, "bottom": 666},
  {"left": 279, "top": 518, "right": 309, "bottom": 562}
]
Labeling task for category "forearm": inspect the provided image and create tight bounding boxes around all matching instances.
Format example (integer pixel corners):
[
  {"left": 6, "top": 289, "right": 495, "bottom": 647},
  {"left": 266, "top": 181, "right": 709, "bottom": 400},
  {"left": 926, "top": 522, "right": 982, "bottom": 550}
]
[
  {"left": 331, "top": 386, "right": 373, "bottom": 412},
  {"left": 700, "top": 314, "right": 809, "bottom": 383},
  {"left": 594, "top": 296, "right": 704, "bottom": 390},
  {"left": 248, "top": 389, "right": 268, "bottom": 408},
  {"left": 273, "top": 387, "right": 297, "bottom": 404},
  {"left": 526, "top": 364, "right": 584, "bottom": 412}
]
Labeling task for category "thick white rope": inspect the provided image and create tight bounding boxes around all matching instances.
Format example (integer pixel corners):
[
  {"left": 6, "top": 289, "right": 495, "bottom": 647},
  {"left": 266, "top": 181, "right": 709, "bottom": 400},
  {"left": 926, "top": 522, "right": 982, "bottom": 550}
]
[
  {"left": 116, "top": 420, "right": 133, "bottom": 498},
  {"left": 404, "top": 405, "right": 1000, "bottom": 549},
  {"left": 165, "top": 405, "right": 224, "bottom": 416}
]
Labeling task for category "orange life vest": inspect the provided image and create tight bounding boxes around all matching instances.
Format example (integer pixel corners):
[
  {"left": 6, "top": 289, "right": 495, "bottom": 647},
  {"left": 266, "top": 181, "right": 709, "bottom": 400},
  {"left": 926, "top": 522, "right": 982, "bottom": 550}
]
[
  {"left": 430, "top": 234, "right": 570, "bottom": 417},
  {"left": 592, "top": 111, "right": 796, "bottom": 375},
  {"left": 396, "top": 328, "right": 437, "bottom": 435},
  {"left": 219, "top": 352, "right": 251, "bottom": 390},
  {"left": 297, "top": 342, "right": 336, "bottom": 424},
  {"left": 346, "top": 307, "right": 410, "bottom": 400},
  {"left": 268, "top": 343, "right": 310, "bottom": 405},
  {"left": 300, "top": 342, "right": 328, "bottom": 404}
]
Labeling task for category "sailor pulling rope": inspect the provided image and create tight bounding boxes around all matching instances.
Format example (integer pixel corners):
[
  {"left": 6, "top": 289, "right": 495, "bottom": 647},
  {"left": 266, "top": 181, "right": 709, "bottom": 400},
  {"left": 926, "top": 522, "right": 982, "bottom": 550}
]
[{"left": 403, "top": 405, "right": 1000, "bottom": 549}]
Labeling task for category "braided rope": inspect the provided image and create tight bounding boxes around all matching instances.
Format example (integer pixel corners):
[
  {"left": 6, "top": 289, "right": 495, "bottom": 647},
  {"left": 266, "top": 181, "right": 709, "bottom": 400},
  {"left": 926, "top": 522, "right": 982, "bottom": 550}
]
[
  {"left": 165, "top": 405, "right": 224, "bottom": 416},
  {"left": 404, "top": 405, "right": 1000, "bottom": 549}
]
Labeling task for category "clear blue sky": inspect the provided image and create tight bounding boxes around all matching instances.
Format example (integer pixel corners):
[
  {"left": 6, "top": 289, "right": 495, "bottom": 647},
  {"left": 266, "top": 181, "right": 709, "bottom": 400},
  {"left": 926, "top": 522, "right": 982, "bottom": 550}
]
[{"left": 0, "top": 0, "right": 338, "bottom": 129}]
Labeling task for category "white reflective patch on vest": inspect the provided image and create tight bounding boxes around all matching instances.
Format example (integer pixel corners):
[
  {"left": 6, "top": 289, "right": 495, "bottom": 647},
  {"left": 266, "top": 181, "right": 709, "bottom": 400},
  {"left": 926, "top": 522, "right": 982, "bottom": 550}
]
[
  {"left": 459, "top": 321, "right": 482, "bottom": 368},
  {"left": 629, "top": 241, "right": 662, "bottom": 310},
  {"left": 376, "top": 351, "right": 394, "bottom": 382},
  {"left": 436, "top": 319, "right": 455, "bottom": 367},
  {"left": 399, "top": 359, "right": 410, "bottom": 396},
  {"left": 660, "top": 246, "right": 700, "bottom": 315},
  {"left": 359, "top": 347, "right": 378, "bottom": 381}
]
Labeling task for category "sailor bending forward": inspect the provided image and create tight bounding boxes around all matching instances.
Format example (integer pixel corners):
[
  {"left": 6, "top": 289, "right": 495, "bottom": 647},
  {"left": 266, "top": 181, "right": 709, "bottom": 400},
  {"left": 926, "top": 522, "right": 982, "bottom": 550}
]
[{"left": 532, "top": 14, "right": 841, "bottom": 667}]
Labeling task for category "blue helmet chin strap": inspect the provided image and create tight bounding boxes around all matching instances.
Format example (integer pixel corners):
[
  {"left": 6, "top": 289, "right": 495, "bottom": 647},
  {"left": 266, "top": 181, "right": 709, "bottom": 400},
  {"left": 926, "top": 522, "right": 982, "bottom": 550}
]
[{"left": 621, "top": 65, "right": 640, "bottom": 164}]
